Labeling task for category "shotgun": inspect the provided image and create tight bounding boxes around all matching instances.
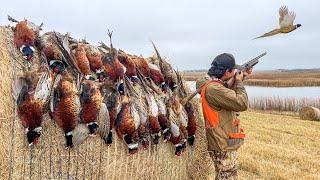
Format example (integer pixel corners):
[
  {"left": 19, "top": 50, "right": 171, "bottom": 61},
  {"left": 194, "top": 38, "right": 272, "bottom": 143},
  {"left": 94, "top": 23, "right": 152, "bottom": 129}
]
[
  {"left": 226, "top": 52, "right": 267, "bottom": 88},
  {"left": 181, "top": 52, "right": 267, "bottom": 105}
]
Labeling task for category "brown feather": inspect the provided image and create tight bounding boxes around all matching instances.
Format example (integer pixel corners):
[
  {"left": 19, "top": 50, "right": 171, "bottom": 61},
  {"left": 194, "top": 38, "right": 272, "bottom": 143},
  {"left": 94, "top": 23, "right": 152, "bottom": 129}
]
[
  {"left": 150, "top": 68, "right": 165, "bottom": 86},
  {"left": 18, "top": 100, "right": 43, "bottom": 130},
  {"left": 41, "top": 32, "right": 63, "bottom": 60},
  {"left": 149, "top": 116, "right": 161, "bottom": 134},
  {"left": 117, "top": 53, "right": 137, "bottom": 78},
  {"left": 117, "top": 104, "right": 136, "bottom": 135},
  {"left": 74, "top": 44, "right": 92, "bottom": 76},
  {"left": 132, "top": 57, "right": 150, "bottom": 77},
  {"left": 80, "top": 80, "right": 103, "bottom": 124},
  {"left": 185, "top": 103, "right": 197, "bottom": 136},
  {"left": 13, "top": 20, "right": 36, "bottom": 48},
  {"left": 53, "top": 79, "right": 79, "bottom": 133},
  {"left": 17, "top": 71, "right": 48, "bottom": 130},
  {"left": 158, "top": 114, "right": 169, "bottom": 130},
  {"left": 102, "top": 55, "right": 125, "bottom": 82},
  {"left": 170, "top": 135, "right": 181, "bottom": 145},
  {"left": 179, "top": 124, "right": 188, "bottom": 139},
  {"left": 85, "top": 45, "right": 103, "bottom": 72}
]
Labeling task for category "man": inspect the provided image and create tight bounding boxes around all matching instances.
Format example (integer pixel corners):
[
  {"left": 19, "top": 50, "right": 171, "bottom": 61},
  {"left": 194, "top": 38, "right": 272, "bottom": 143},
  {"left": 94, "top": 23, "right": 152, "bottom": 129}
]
[{"left": 196, "top": 53, "right": 252, "bottom": 180}]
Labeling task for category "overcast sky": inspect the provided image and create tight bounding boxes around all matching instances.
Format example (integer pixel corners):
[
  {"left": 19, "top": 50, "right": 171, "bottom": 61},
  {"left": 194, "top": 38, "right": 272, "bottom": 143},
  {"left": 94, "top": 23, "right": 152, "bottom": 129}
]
[{"left": 1, "top": 0, "right": 319, "bottom": 70}]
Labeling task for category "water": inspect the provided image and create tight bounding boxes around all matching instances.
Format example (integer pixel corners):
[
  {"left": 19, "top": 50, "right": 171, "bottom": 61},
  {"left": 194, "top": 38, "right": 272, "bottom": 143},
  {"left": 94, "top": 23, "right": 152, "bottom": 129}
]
[{"left": 186, "top": 81, "right": 320, "bottom": 100}]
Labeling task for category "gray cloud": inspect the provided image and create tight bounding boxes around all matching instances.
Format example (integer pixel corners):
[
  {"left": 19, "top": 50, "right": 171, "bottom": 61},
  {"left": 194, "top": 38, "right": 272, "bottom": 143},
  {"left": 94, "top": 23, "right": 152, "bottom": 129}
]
[{"left": 1, "top": 0, "right": 319, "bottom": 70}]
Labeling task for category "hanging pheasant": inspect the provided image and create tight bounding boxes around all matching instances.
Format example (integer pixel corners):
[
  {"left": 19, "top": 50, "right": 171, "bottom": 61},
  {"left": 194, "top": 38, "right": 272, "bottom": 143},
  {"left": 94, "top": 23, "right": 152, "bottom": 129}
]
[
  {"left": 148, "top": 62, "right": 166, "bottom": 90},
  {"left": 115, "top": 94, "right": 140, "bottom": 155},
  {"left": 101, "top": 84, "right": 121, "bottom": 145},
  {"left": 166, "top": 96, "right": 185, "bottom": 156},
  {"left": 124, "top": 76, "right": 150, "bottom": 148},
  {"left": 150, "top": 41, "right": 178, "bottom": 91},
  {"left": 8, "top": 15, "right": 43, "bottom": 61},
  {"left": 41, "top": 32, "right": 65, "bottom": 73},
  {"left": 84, "top": 44, "right": 104, "bottom": 74},
  {"left": 117, "top": 52, "right": 138, "bottom": 82},
  {"left": 175, "top": 70, "right": 197, "bottom": 146},
  {"left": 51, "top": 73, "right": 81, "bottom": 148},
  {"left": 137, "top": 71, "right": 162, "bottom": 145},
  {"left": 14, "top": 69, "right": 52, "bottom": 147},
  {"left": 72, "top": 43, "right": 95, "bottom": 80},
  {"left": 79, "top": 80, "right": 106, "bottom": 136},
  {"left": 99, "top": 30, "right": 126, "bottom": 93},
  {"left": 254, "top": 6, "right": 301, "bottom": 39}
]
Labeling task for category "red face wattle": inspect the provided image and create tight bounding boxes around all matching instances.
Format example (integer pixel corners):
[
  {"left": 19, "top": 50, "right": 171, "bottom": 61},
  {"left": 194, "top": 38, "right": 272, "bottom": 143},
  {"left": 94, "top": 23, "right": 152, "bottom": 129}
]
[
  {"left": 27, "top": 55, "right": 33, "bottom": 61},
  {"left": 33, "top": 137, "right": 40, "bottom": 145},
  {"left": 53, "top": 67, "right": 60, "bottom": 73}
]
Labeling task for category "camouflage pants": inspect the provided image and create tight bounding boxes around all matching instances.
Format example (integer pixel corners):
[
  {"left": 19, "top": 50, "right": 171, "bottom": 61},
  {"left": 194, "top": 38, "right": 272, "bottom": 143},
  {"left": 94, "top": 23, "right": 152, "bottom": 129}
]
[{"left": 209, "top": 150, "right": 238, "bottom": 180}]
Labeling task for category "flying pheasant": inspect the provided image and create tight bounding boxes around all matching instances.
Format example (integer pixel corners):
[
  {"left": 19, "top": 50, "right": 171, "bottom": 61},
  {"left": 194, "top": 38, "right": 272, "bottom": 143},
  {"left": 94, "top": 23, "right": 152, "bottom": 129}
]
[{"left": 254, "top": 6, "right": 301, "bottom": 39}]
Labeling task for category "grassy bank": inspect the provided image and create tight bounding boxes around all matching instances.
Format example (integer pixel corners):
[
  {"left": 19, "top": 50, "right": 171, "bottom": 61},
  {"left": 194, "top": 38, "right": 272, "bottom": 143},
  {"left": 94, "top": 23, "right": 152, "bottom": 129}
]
[{"left": 182, "top": 70, "right": 320, "bottom": 87}]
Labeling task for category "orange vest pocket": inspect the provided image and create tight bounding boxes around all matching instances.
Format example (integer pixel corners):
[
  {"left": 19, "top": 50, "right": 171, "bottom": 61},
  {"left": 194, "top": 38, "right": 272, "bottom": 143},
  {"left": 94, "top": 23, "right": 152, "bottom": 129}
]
[{"left": 228, "top": 133, "right": 245, "bottom": 139}]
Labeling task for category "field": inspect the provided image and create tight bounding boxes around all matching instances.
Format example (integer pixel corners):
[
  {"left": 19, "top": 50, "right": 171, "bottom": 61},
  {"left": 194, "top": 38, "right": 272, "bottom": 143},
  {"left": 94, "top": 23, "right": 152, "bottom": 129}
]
[
  {"left": 238, "top": 110, "right": 320, "bottom": 179},
  {"left": 182, "top": 70, "right": 320, "bottom": 87},
  {"left": 1, "top": 25, "right": 319, "bottom": 179}
]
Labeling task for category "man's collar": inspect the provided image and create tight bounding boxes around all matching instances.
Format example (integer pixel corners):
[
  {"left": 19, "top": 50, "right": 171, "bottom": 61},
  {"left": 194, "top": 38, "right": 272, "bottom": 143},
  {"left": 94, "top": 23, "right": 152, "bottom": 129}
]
[{"left": 210, "top": 76, "right": 228, "bottom": 87}]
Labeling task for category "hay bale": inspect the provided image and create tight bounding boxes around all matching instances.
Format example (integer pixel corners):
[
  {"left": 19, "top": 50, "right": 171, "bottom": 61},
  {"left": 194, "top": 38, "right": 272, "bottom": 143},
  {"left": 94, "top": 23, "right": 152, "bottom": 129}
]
[
  {"left": 299, "top": 106, "right": 320, "bottom": 121},
  {"left": 0, "top": 26, "right": 212, "bottom": 179}
]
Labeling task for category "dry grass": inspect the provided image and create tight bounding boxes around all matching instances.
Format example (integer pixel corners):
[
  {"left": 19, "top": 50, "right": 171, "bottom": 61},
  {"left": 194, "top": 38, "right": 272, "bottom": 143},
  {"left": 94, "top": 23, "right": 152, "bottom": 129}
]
[
  {"left": 0, "top": 26, "right": 20, "bottom": 180},
  {"left": 182, "top": 70, "right": 320, "bottom": 87},
  {"left": 238, "top": 110, "right": 320, "bottom": 179},
  {"left": 191, "top": 98, "right": 320, "bottom": 180}
]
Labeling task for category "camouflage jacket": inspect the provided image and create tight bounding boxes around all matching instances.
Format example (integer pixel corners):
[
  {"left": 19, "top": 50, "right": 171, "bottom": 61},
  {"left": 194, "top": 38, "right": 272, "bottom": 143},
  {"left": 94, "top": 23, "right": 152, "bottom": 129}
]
[{"left": 196, "top": 77, "right": 248, "bottom": 151}]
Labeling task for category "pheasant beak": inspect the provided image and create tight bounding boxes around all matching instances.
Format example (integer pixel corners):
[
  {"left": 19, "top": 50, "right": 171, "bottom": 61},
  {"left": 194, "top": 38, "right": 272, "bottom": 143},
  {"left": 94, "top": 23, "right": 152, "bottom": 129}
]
[{"left": 297, "top": 24, "right": 302, "bottom": 28}]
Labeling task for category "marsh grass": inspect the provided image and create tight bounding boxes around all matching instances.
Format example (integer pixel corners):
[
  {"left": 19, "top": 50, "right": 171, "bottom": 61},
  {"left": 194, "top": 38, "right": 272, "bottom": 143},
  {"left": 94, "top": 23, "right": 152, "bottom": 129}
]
[{"left": 249, "top": 96, "right": 320, "bottom": 112}]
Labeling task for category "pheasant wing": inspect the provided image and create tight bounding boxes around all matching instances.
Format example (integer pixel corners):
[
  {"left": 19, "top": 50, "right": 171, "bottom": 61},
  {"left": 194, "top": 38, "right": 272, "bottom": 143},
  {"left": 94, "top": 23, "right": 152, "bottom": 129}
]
[{"left": 279, "top": 6, "right": 296, "bottom": 28}]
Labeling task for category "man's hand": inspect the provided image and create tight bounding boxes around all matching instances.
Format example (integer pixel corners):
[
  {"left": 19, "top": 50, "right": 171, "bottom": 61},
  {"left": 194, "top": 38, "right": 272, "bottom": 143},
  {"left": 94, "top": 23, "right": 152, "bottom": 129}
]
[
  {"left": 235, "top": 71, "right": 244, "bottom": 81},
  {"left": 243, "top": 68, "right": 253, "bottom": 77}
]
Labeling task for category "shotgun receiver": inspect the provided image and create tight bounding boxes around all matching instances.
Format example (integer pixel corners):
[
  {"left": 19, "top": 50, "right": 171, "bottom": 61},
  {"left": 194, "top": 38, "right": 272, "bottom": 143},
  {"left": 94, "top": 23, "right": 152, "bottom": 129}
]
[
  {"left": 226, "top": 52, "right": 267, "bottom": 87},
  {"left": 181, "top": 52, "right": 267, "bottom": 106},
  {"left": 238, "top": 52, "right": 267, "bottom": 70}
]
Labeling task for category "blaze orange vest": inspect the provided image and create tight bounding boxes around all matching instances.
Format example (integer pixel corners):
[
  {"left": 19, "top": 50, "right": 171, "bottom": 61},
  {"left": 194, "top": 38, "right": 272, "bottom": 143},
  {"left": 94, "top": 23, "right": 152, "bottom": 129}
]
[
  {"left": 200, "top": 80, "right": 222, "bottom": 128},
  {"left": 200, "top": 80, "right": 245, "bottom": 140}
]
